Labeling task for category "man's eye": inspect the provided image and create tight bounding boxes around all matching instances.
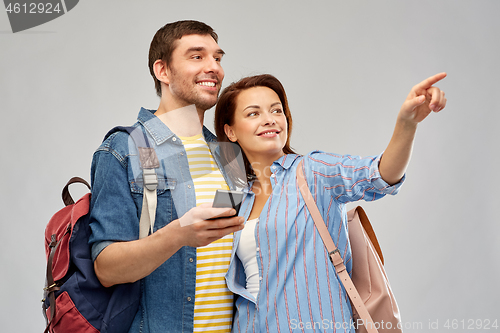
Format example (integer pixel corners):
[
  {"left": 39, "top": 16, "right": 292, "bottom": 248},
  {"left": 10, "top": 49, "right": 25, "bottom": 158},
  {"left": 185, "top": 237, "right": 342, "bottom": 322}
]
[{"left": 192, "top": 55, "right": 202, "bottom": 59}]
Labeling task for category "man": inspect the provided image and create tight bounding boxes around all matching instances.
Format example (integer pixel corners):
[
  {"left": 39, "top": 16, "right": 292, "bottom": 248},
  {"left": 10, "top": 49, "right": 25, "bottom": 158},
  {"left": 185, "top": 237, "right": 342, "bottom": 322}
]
[{"left": 89, "top": 20, "right": 244, "bottom": 333}]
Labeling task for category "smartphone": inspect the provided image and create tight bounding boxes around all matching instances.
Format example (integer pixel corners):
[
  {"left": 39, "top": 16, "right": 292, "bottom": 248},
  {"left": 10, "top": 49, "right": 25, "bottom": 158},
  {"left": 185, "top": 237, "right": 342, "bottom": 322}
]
[{"left": 211, "top": 189, "right": 244, "bottom": 218}]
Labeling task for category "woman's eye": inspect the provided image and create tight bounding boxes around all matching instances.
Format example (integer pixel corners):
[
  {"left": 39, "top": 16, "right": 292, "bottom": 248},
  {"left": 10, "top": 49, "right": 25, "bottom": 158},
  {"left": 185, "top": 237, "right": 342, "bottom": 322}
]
[{"left": 272, "top": 108, "right": 283, "bottom": 114}]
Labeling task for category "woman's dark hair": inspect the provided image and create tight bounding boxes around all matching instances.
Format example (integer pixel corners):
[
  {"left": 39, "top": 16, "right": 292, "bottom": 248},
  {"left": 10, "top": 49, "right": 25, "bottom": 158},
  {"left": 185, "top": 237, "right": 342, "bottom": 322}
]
[{"left": 214, "top": 74, "right": 296, "bottom": 183}]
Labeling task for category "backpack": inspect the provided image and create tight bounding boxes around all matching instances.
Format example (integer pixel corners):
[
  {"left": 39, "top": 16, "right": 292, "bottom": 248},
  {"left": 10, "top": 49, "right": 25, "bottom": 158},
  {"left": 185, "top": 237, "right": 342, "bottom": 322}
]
[{"left": 42, "top": 127, "right": 159, "bottom": 333}]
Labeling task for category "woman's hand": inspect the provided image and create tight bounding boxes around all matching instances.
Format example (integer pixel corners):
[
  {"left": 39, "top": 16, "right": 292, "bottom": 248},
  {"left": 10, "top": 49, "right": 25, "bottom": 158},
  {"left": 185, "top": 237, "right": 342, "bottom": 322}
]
[
  {"left": 399, "top": 72, "right": 447, "bottom": 124},
  {"left": 379, "top": 72, "right": 448, "bottom": 185}
]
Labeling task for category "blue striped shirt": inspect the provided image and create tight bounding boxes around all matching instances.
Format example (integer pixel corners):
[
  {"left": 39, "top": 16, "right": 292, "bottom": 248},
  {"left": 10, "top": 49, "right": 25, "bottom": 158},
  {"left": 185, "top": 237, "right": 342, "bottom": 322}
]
[{"left": 225, "top": 151, "right": 404, "bottom": 333}]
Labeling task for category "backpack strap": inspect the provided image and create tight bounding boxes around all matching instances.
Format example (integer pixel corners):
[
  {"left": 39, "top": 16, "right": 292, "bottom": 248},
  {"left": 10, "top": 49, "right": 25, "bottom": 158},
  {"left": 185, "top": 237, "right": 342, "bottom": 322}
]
[
  {"left": 296, "top": 159, "right": 379, "bottom": 333},
  {"left": 105, "top": 126, "right": 159, "bottom": 239},
  {"left": 62, "top": 177, "right": 90, "bottom": 206}
]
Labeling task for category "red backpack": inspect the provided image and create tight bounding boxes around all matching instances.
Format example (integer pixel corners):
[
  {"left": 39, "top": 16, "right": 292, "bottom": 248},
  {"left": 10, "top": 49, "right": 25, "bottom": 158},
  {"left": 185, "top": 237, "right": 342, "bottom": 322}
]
[
  {"left": 42, "top": 127, "right": 159, "bottom": 333},
  {"left": 42, "top": 177, "right": 141, "bottom": 333}
]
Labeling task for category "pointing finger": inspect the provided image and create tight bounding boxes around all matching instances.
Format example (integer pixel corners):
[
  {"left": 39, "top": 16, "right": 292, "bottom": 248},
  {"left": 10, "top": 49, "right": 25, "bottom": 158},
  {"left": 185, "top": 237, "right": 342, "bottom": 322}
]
[{"left": 414, "top": 72, "right": 447, "bottom": 91}]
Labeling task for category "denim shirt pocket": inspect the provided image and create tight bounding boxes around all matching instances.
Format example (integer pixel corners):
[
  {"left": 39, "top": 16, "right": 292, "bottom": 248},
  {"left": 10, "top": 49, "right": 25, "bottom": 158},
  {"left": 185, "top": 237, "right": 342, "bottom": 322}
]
[{"left": 129, "top": 176, "right": 177, "bottom": 230}]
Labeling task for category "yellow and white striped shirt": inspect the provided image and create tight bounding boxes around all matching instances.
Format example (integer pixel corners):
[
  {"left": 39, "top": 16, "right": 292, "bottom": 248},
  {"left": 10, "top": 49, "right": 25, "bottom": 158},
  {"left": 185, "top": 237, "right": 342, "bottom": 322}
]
[{"left": 180, "top": 134, "right": 233, "bottom": 333}]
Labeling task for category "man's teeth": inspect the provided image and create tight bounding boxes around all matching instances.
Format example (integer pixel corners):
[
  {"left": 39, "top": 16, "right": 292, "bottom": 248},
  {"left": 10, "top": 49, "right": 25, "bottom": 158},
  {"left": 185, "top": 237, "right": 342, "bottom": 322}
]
[{"left": 197, "top": 81, "right": 216, "bottom": 87}]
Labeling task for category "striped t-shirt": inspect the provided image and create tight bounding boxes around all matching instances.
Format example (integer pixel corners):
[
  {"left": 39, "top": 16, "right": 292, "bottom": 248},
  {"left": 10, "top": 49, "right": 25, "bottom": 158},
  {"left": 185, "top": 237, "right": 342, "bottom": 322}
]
[{"left": 180, "top": 134, "right": 233, "bottom": 333}]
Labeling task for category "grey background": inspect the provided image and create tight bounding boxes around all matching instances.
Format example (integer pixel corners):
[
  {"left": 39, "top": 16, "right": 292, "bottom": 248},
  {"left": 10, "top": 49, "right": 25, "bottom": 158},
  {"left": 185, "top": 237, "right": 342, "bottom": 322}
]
[{"left": 1, "top": 1, "right": 499, "bottom": 332}]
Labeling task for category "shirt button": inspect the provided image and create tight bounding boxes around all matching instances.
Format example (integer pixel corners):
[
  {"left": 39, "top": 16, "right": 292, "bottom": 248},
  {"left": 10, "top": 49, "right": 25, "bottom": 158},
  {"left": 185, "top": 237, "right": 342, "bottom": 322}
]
[
  {"left": 189, "top": 258, "right": 194, "bottom": 263},
  {"left": 172, "top": 137, "right": 177, "bottom": 142},
  {"left": 187, "top": 296, "right": 192, "bottom": 302},
  {"left": 256, "top": 247, "right": 260, "bottom": 252},
  {"left": 259, "top": 277, "right": 263, "bottom": 281},
  {"left": 180, "top": 152, "right": 184, "bottom": 156},
  {"left": 270, "top": 174, "right": 275, "bottom": 178},
  {"left": 187, "top": 184, "right": 192, "bottom": 189}
]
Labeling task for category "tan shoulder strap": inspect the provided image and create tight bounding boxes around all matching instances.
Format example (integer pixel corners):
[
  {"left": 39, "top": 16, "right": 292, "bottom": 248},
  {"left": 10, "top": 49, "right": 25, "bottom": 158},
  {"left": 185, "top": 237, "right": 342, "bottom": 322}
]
[{"left": 347, "top": 206, "right": 384, "bottom": 265}]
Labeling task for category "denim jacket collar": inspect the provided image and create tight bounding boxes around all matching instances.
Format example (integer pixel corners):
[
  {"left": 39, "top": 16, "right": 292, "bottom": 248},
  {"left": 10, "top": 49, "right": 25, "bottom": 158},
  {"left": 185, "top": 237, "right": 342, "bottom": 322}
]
[{"left": 137, "top": 107, "right": 217, "bottom": 145}]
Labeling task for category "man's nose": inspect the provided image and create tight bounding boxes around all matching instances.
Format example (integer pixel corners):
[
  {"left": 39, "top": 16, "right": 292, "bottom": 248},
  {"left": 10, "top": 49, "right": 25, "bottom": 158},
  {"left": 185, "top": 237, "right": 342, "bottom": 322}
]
[{"left": 204, "top": 57, "right": 221, "bottom": 74}]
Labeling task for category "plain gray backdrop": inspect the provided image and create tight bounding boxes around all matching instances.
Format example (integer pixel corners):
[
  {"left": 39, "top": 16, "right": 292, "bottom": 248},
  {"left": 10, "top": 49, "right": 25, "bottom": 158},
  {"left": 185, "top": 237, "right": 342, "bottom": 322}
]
[{"left": 1, "top": 1, "right": 499, "bottom": 332}]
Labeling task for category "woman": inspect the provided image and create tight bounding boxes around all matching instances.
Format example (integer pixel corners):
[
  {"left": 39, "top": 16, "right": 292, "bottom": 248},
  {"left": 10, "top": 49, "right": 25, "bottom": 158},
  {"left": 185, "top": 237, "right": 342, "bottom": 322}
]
[{"left": 214, "top": 74, "right": 446, "bottom": 332}]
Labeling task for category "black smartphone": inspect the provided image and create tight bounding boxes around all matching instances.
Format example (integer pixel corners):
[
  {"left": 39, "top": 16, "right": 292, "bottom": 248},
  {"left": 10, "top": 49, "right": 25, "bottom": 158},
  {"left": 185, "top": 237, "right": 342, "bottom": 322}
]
[{"left": 211, "top": 189, "right": 244, "bottom": 218}]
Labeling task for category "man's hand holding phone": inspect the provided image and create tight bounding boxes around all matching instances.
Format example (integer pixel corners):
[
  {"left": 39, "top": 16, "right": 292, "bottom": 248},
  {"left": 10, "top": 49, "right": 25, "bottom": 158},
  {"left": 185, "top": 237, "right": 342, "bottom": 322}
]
[
  {"left": 176, "top": 190, "right": 245, "bottom": 247},
  {"left": 179, "top": 203, "right": 238, "bottom": 227}
]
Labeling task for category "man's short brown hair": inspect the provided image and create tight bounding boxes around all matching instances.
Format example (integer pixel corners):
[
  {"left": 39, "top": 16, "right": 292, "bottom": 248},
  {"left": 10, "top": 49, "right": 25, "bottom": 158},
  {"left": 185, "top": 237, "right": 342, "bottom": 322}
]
[{"left": 148, "top": 20, "right": 219, "bottom": 97}]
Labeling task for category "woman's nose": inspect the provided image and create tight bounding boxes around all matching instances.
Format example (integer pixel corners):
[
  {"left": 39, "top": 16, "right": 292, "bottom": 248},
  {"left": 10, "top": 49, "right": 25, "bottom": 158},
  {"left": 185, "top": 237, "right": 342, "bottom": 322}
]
[{"left": 262, "top": 112, "right": 276, "bottom": 125}]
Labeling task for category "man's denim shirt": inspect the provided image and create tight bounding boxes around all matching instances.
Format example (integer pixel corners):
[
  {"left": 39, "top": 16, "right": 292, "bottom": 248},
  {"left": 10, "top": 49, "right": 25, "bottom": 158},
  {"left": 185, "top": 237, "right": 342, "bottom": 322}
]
[{"left": 89, "top": 108, "right": 231, "bottom": 333}]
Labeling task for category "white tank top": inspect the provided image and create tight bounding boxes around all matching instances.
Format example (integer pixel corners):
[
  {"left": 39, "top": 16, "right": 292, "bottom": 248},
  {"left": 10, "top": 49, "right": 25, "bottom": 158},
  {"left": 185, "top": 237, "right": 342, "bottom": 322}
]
[{"left": 236, "top": 218, "right": 260, "bottom": 299}]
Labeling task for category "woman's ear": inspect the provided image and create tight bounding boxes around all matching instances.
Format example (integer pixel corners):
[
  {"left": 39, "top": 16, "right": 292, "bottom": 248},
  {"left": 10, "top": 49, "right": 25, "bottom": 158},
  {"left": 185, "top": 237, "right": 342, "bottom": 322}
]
[
  {"left": 224, "top": 124, "right": 237, "bottom": 142},
  {"left": 153, "top": 59, "right": 170, "bottom": 85}
]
